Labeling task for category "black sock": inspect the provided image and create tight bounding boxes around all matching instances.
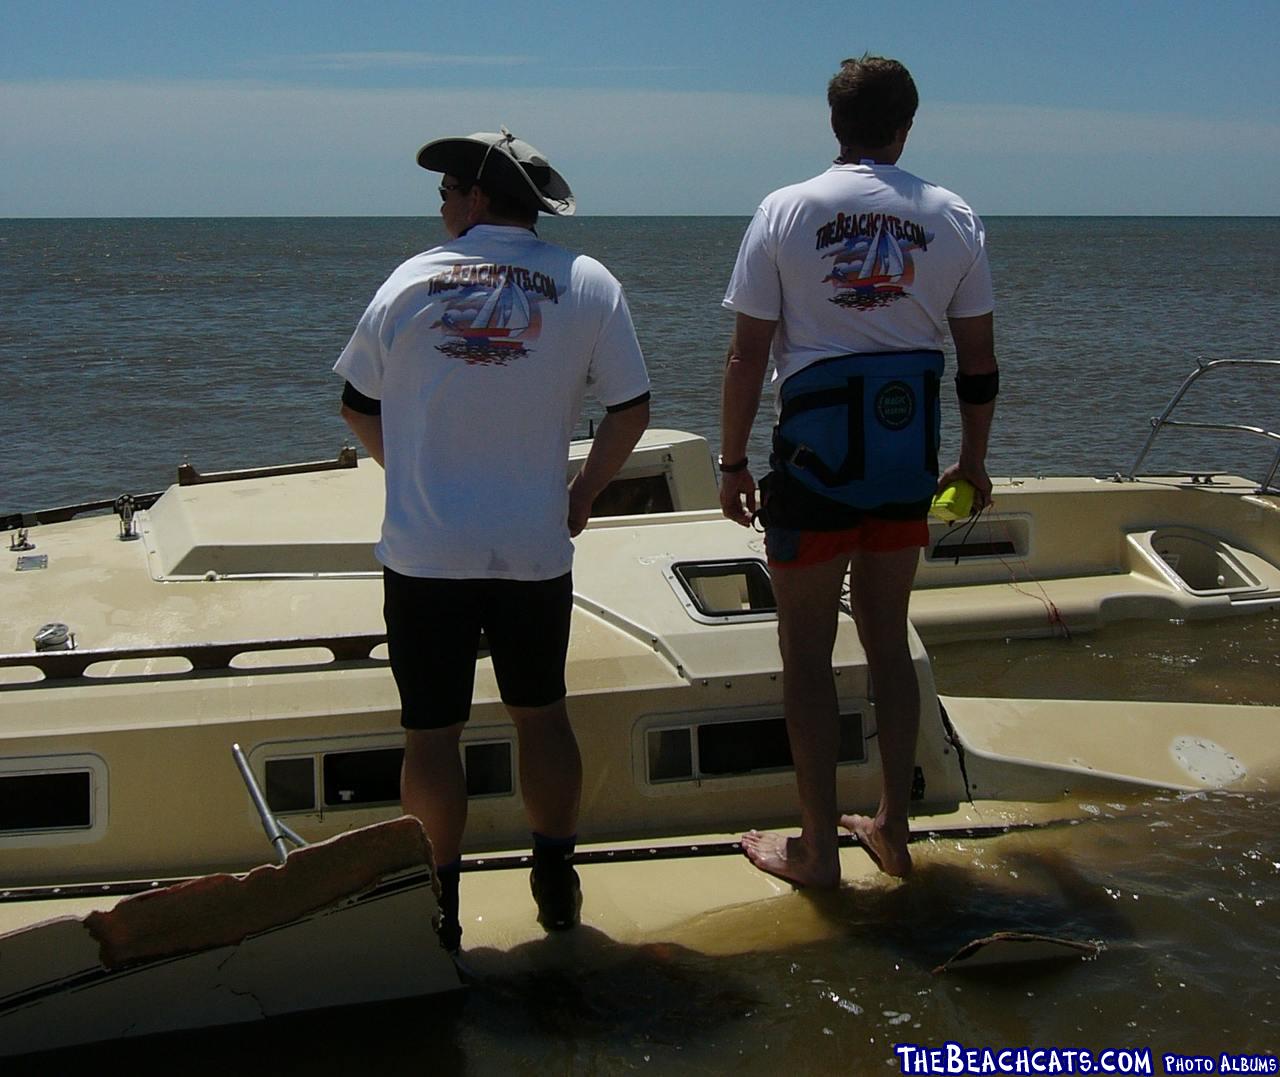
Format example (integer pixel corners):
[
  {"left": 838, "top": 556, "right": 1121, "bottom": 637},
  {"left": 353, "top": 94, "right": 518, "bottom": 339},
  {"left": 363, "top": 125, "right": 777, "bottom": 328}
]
[
  {"left": 532, "top": 832, "right": 576, "bottom": 868},
  {"left": 437, "top": 859, "right": 461, "bottom": 922}
]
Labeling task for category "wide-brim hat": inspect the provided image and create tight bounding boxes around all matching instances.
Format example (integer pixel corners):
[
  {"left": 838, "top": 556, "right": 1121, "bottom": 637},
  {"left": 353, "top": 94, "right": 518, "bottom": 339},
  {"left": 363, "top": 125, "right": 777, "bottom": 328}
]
[{"left": 416, "top": 127, "right": 576, "bottom": 217}]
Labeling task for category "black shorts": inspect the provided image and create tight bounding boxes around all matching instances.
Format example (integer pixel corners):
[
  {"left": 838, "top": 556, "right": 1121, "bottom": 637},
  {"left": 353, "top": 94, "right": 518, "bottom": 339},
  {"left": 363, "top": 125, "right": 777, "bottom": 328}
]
[
  {"left": 383, "top": 567, "right": 574, "bottom": 730},
  {"left": 759, "top": 466, "right": 931, "bottom": 532}
]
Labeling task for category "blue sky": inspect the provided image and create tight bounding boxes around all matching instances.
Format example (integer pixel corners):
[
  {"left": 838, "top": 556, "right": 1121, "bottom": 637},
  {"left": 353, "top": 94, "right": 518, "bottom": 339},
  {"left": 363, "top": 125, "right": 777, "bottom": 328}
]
[{"left": 3, "top": 0, "right": 1277, "bottom": 216}]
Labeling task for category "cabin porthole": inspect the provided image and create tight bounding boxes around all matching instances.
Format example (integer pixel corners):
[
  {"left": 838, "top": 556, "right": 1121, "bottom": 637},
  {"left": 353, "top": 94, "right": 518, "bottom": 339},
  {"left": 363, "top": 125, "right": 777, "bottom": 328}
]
[{"left": 0, "top": 754, "right": 108, "bottom": 847}]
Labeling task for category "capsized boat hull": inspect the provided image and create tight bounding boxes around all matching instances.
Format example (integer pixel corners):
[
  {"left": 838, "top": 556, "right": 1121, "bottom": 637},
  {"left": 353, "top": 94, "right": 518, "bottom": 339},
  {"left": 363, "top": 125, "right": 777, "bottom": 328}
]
[
  {"left": 0, "top": 818, "right": 458, "bottom": 1058},
  {"left": 1, "top": 425, "right": 1278, "bottom": 1053}
]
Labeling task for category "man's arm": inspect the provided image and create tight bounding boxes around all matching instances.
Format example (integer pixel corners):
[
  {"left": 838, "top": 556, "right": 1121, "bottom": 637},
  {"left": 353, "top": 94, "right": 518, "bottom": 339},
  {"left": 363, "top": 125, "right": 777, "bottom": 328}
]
[
  {"left": 942, "top": 312, "right": 998, "bottom": 509},
  {"left": 718, "top": 313, "right": 776, "bottom": 527},
  {"left": 568, "top": 398, "right": 650, "bottom": 537},
  {"left": 340, "top": 403, "right": 385, "bottom": 468}
]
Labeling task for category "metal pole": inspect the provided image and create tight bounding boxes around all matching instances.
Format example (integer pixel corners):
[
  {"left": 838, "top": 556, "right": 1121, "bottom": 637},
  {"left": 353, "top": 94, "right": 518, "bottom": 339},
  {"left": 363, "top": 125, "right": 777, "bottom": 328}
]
[{"left": 231, "top": 742, "right": 305, "bottom": 865}]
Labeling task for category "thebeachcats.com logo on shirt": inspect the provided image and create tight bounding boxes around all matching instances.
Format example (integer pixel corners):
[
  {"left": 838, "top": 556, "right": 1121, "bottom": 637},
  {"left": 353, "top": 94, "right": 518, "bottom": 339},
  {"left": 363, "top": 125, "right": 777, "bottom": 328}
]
[{"left": 893, "top": 1041, "right": 1279, "bottom": 1074}]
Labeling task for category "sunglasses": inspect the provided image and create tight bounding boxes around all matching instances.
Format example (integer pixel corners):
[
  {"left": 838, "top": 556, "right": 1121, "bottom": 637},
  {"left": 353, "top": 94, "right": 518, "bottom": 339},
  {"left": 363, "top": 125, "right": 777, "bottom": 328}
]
[{"left": 438, "top": 182, "right": 473, "bottom": 200}]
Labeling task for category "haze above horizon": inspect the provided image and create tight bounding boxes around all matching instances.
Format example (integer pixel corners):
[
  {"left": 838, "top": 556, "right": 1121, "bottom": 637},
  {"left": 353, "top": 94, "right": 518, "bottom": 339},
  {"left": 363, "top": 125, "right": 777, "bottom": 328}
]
[{"left": 3, "top": 1, "right": 1277, "bottom": 218}]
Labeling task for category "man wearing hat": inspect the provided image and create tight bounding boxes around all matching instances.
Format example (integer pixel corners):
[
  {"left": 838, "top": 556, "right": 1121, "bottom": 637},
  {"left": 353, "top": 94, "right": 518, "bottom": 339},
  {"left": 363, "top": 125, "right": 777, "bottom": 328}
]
[{"left": 335, "top": 128, "right": 651, "bottom": 952}]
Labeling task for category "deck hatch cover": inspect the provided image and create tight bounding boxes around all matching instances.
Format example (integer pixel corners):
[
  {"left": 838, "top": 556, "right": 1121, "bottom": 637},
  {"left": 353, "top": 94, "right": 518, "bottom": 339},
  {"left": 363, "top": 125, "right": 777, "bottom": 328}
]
[
  {"left": 0, "top": 770, "right": 92, "bottom": 832},
  {"left": 667, "top": 559, "right": 777, "bottom": 624}
]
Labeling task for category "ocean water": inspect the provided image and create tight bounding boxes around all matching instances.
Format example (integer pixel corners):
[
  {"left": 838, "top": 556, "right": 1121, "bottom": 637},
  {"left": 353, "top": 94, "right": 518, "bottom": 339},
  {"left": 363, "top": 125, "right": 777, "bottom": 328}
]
[
  {"left": 3, "top": 216, "right": 1278, "bottom": 512},
  {"left": 4, "top": 217, "right": 1279, "bottom": 1072}
]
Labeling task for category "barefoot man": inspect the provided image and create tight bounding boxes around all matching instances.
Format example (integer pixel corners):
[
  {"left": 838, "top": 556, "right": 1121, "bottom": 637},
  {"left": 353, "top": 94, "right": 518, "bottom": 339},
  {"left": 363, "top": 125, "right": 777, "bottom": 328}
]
[{"left": 718, "top": 56, "right": 999, "bottom": 885}]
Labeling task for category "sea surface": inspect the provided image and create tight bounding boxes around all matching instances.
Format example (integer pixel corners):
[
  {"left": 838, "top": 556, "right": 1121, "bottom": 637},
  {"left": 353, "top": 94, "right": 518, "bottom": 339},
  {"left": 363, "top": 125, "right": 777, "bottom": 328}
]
[{"left": 3, "top": 216, "right": 1279, "bottom": 1073}]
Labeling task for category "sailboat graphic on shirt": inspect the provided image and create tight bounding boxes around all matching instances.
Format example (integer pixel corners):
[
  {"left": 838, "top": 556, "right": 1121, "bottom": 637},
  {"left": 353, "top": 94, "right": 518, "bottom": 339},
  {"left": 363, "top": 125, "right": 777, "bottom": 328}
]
[
  {"left": 435, "top": 270, "right": 543, "bottom": 366},
  {"left": 855, "top": 218, "right": 905, "bottom": 288},
  {"left": 822, "top": 214, "right": 931, "bottom": 312},
  {"left": 455, "top": 274, "right": 531, "bottom": 344}
]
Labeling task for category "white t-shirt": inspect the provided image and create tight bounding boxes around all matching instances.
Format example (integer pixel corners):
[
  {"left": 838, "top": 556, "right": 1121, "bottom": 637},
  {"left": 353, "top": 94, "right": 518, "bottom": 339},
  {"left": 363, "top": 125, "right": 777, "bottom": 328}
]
[
  {"left": 335, "top": 224, "right": 650, "bottom": 581},
  {"left": 723, "top": 163, "right": 994, "bottom": 384}
]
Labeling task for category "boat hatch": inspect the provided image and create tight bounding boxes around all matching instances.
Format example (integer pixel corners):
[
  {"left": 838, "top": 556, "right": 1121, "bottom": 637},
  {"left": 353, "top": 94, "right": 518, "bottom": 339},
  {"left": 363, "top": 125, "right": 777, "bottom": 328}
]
[
  {"left": 925, "top": 515, "right": 1030, "bottom": 564},
  {"left": 257, "top": 737, "right": 515, "bottom": 815},
  {"left": 1132, "top": 528, "right": 1273, "bottom": 597},
  {"left": 641, "top": 710, "right": 866, "bottom": 788},
  {"left": 665, "top": 559, "right": 777, "bottom": 624},
  {"left": 0, "top": 754, "right": 107, "bottom": 847}
]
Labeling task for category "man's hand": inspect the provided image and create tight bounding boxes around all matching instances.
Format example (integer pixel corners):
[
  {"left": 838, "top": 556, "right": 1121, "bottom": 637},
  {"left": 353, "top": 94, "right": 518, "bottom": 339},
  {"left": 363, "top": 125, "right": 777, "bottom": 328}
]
[
  {"left": 719, "top": 468, "right": 758, "bottom": 527},
  {"left": 937, "top": 461, "right": 993, "bottom": 512},
  {"left": 567, "top": 473, "right": 595, "bottom": 538}
]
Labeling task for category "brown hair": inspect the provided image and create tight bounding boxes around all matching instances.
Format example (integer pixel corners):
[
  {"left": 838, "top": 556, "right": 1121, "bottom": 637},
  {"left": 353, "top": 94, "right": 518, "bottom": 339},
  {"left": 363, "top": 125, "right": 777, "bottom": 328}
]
[{"left": 827, "top": 54, "right": 918, "bottom": 150}]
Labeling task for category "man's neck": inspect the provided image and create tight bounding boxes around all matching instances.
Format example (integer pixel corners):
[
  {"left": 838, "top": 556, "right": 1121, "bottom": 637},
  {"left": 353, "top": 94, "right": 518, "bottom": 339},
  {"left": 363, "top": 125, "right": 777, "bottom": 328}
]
[
  {"left": 837, "top": 145, "right": 901, "bottom": 166},
  {"left": 474, "top": 213, "right": 537, "bottom": 232}
]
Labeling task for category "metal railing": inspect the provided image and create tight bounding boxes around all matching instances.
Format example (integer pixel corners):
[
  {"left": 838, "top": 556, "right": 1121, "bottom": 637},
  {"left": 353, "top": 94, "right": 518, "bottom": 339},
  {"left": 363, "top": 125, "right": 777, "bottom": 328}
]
[{"left": 1122, "top": 358, "right": 1280, "bottom": 492}]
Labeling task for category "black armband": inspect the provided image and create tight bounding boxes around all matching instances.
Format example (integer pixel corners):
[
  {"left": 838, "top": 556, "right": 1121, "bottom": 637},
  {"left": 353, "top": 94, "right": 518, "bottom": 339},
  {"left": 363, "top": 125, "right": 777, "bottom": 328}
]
[
  {"left": 342, "top": 381, "right": 382, "bottom": 415},
  {"left": 605, "top": 390, "right": 651, "bottom": 414},
  {"left": 955, "top": 370, "right": 999, "bottom": 405}
]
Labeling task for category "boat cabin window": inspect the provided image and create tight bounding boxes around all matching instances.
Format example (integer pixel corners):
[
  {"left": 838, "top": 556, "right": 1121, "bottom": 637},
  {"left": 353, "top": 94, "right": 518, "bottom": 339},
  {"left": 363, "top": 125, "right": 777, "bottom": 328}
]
[
  {"left": 646, "top": 711, "right": 865, "bottom": 784},
  {"left": 263, "top": 739, "right": 515, "bottom": 814},
  {"left": 0, "top": 754, "right": 107, "bottom": 845},
  {"left": 0, "top": 770, "right": 92, "bottom": 833},
  {"left": 265, "top": 757, "right": 317, "bottom": 813},
  {"left": 667, "top": 559, "right": 777, "bottom": 624},
  {"left": 462, "top": 741, "right": 514, "bottom": 799},
  {"left": 323, "top": 748, "right": 402, "bottom": 809},
  {"left": 593, "top": 474, "right": 675, "bottom": 517}
]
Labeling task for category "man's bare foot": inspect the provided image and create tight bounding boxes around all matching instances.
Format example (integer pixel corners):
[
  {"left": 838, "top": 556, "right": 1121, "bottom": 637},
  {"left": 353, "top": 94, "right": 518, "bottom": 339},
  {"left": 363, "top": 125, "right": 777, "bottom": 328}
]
[
  {"left": 740, "top": 830, "right": 841, "bottom": 888},
  {"left": 840, "top": 813, "right": 912, "bottom": 878}
]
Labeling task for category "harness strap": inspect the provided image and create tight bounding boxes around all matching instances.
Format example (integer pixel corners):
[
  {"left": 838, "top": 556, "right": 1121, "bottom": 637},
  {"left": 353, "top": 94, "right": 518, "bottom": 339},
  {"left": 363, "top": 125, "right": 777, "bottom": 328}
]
[{"left": 772, "top": 350, "right": 944, "bottom": 506}]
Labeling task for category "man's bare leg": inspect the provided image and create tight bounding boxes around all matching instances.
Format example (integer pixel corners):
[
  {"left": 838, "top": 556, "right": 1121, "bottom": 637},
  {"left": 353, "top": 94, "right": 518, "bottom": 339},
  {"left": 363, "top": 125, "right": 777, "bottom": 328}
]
[
  {"left": 401, "top": 723, "right": 468, "bottom": 865},
  {"left": 838, "top": 546, "right": 920, "bottom": 877},
  {"left": 507, "top": 699, "right": 581, "bottom": 840},
  {"left": 741, "top": 552, "right": 850, "bottom": 888},
  {"left": 401, "top": 723, "right": 469, "bottom": 951}
]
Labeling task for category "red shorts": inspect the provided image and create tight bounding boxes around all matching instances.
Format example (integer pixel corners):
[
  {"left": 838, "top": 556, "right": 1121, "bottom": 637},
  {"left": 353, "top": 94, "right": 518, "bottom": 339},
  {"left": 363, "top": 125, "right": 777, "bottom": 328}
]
[{"left": 765, "top": 517, "right": 929, "bottom": 568}]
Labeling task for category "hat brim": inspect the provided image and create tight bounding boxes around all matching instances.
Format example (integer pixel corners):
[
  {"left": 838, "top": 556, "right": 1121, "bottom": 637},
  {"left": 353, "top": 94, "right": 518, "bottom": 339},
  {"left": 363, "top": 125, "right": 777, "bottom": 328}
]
[{"left": 417, "top": 135, "right": 575, "bottom": 217}]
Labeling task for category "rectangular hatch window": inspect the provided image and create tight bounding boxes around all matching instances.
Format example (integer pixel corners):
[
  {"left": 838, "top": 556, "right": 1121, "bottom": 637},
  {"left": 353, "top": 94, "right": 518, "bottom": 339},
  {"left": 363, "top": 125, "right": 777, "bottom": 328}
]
[{"left": 667, "top": 559, "right": 777, "bottom": 624}]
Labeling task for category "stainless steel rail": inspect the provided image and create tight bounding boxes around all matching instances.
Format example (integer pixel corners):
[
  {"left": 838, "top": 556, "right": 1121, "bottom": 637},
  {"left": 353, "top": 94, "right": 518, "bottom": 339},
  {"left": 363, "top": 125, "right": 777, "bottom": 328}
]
[{"left": 1123, "top": 358, "right": 1280, "bottom": 492}]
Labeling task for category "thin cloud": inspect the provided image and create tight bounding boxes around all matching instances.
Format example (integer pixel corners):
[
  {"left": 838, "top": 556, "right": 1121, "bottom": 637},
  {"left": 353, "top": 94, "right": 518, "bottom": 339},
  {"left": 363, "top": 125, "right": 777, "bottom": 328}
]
[
  {"left": 256, "top": 51, "right": 536, "bottom": 72},
  {"left": 2, "top": 80, "right": 1277, "bottom": 216},
  {"left": 567, "top": 65, "right": 697, "bottom": 73}
]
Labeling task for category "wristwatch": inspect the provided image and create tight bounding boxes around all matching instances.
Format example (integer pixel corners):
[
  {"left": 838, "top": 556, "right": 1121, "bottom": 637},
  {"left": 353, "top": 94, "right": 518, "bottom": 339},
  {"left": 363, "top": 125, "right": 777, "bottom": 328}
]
[{"left": 718, "top": 455, "right": 749, "bottom": 473}]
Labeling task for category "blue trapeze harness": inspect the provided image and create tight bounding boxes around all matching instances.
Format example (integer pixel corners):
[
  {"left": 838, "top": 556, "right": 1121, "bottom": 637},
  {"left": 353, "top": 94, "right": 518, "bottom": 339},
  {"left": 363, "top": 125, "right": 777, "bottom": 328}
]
[{"left": 772, "top": 350, "right": 944, "bottom": 510}]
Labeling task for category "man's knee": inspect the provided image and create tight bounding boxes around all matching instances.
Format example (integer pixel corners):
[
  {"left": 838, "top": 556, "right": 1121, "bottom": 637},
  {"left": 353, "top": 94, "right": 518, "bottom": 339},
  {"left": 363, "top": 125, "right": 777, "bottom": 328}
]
[{"left": 403, "top": 724, "right": 464, "bottom": 764}]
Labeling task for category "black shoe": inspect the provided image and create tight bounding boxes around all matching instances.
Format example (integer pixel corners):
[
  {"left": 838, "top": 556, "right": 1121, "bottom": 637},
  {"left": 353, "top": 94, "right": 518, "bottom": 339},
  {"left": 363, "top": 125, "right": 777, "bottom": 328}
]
[
  {"left": 530, "top": 861, "right": 582, "bottom": 931},
  {"left": 436, "top": 915, "right": 462, "bottom": 954}
]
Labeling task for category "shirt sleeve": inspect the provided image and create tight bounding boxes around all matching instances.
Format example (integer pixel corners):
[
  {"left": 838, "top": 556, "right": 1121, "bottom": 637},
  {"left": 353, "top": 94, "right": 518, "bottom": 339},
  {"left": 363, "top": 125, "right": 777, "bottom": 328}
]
[
  {"left": 584, "top": 275, "right": 651, "bottom": 409},
  {"left": 332, "top": 293, "right": 386, "bottom": 400},
  {"left": 945, "top": 213, "right": 996, "bottom": 320},
  {"left": 722, "top": 202, "right": 781, "bottom": 321}
]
